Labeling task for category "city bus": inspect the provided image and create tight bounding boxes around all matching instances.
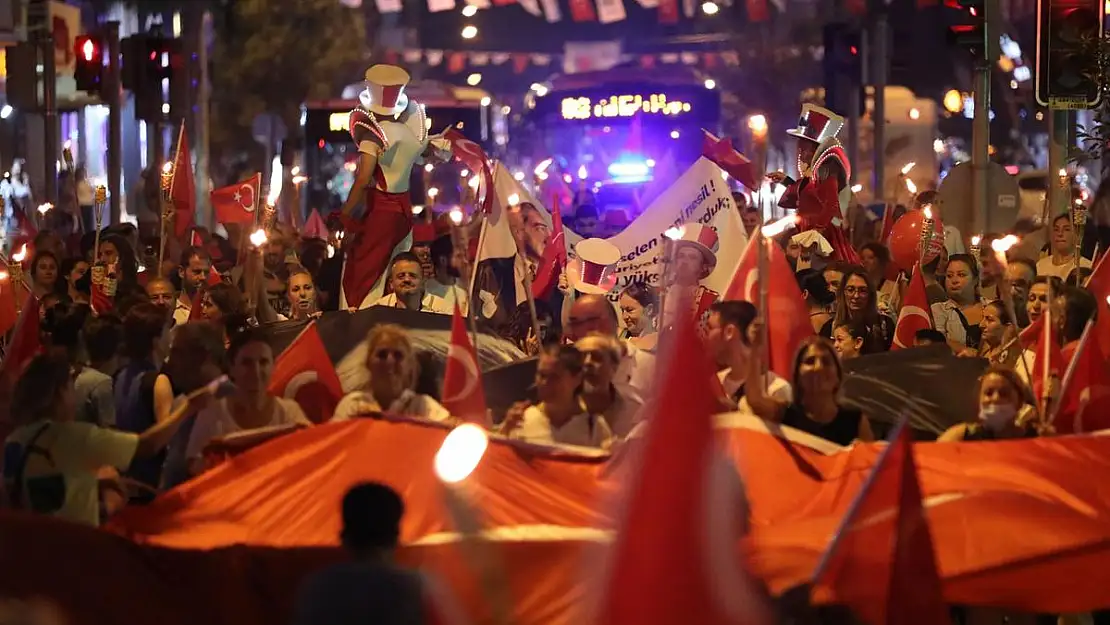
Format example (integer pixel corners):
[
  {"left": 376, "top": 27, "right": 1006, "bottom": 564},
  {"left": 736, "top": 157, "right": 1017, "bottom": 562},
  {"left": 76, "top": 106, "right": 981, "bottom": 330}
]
[
  {"left": 300, "top": 80, "right": 506, "bottom": 212},
  {"left": 520, "top": 65, "right": 722, "bottom": 219}
]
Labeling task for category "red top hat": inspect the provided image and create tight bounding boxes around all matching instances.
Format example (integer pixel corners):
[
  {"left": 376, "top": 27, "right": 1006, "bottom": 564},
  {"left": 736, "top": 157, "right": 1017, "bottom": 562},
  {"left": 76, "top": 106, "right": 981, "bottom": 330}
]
[
  {"left": 786, "top": 103, "right": 845, "bottom": 145},
  {"left": 360, "top": 64, "right": 411, "bottom": 116},
  {"left": 568, "top": 238, "right": 621, "bottom": 295},
  {"left": 674, "top": 223, "right": 719, "bottom": 272}
]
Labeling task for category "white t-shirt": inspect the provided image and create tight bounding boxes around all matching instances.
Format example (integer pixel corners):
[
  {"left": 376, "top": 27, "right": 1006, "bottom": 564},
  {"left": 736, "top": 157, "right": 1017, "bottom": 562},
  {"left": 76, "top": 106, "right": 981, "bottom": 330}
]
[
  {"left": 331, "top": 389, "right": 452, "bottom": 422},
  {"left": 186, "top": 397, "right": 310, "bottom": 460},
  {"left": 617, "top": 340, "right": 656, "bottom": 400},
  {"left": 1036, "top": 255, "right": 1091, "bottom": 280},
  {"left": 424, "top": 280, "right": 469, "bottom": 315},
  {"left": 372, "top": 292, "right": 453, "bottom": 315},
  {"left": 717, "top": 368, "right": 793, "bottom": 415},
  {"left": 3, "top": 420, "right": 139, "bottom": 526},
  {"left": 509, "top": 406, "right": 612, "bottom": 450}
]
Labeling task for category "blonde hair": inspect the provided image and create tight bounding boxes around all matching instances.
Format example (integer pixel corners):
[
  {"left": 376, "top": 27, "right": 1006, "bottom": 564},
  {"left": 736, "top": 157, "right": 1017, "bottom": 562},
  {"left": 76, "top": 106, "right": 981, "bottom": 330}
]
[{"left": 365, "top": 323, "right": 418, "bottom": 390}]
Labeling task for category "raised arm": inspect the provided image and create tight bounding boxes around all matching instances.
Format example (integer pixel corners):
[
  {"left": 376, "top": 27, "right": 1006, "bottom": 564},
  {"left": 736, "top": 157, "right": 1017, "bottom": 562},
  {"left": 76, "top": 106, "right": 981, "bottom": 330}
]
[{"left": 743, "top": 318, "right": 790, "bottom": 423}]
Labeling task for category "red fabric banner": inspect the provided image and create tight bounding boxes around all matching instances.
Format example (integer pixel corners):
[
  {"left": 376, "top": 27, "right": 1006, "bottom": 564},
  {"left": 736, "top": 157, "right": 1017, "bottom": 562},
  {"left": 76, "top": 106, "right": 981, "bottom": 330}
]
[
  {"left": 657, "top": 0, "right": 678, "bottom": 23},
  {"left": 568, "top": 0, "right": 597, "bottom": 21},
  {"left": 745, "top": 0, "right": 768, "bottom": 22}
]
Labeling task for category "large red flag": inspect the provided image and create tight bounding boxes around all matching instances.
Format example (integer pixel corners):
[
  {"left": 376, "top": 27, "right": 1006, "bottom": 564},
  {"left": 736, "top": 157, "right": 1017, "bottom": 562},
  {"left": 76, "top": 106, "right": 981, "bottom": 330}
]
[
  {"left": 171, "top": 124, "right": 197, "bottom": 238},
  {"left": 812, "top": 422, "right": 948, "bottom": 625},
  {"left": 590, "top": 314, "right": 772, "bottom": 625},
  {"left": 892, "top": 264, "right": 933, "bottom": 349},
  {"left": 723, "top": 235, "right": 813, "bottom": 379},
  {"left": 211, "top": 174, "right": 261, "bottom": 225},
  {"left": 1054, "top": 324, "right": 1110, "bottom": 433},
  {"left": 1085, "top": 251, "right": 1110, "bottom": 355},
  {"left": 531, "top": 201, "right": 568, "bottom": 300},
  {"left": 267, "top": 322, "right": 344, "bottom": 424},
  {"left": 441, "top": 305, "right": 489, "bottom": 426}
]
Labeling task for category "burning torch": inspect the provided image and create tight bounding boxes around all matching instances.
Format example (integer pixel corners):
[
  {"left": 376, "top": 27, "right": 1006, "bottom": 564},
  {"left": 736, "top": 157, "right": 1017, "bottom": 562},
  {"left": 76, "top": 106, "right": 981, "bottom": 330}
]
[
  {"left": 918, "top": 206, "right": 936, "bottom": 266},
  {"left": 159, "top": 161, "right": 175, "bottom": 270},
  {"left": 1072, "top": 197, "right": 1089, "bottom": 275},
  {"left": 970, "top": 234, "right": 982, "bottom": 267}
]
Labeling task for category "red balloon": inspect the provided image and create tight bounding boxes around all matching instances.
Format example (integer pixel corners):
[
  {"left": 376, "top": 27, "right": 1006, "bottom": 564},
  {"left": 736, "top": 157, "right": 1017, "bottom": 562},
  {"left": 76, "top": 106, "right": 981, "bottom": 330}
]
[{"left": 887, "top": 210, "right": 946, "bottom": 270}]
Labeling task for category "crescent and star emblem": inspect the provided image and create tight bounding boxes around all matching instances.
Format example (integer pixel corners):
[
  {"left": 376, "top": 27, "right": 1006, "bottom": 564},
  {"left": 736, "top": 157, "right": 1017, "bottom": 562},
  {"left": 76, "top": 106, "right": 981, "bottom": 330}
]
[
  {"left": 235, "top": 184, "right": 256, "bottom": 212},
  {"left": 441, "top": 345, "right": 479, "bottom": 404},
  {"left": 893, "top": 305, "right": 931, "bottom": 348},
  {"left": 284, "top": 371, "right": 320, "bottom": 400}
]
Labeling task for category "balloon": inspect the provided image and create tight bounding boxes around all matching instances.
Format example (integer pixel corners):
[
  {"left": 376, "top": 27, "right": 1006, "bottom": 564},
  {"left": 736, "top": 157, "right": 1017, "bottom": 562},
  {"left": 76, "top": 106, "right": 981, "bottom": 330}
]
[{"left": 888, "top": 210, "right": 946, "bottom": 270}]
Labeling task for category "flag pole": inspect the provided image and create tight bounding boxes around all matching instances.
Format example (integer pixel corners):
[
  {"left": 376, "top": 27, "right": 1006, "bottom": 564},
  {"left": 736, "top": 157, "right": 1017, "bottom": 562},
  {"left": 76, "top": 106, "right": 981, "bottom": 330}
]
[
  {"left": 810, "top": 418, "right": 908, "bottom": 585},
  {"left": 467, "top": 213, "right": 490, "bottom": 351},
  {"left": 1050, "top": 317, "right": 1095, "bottom": 426}
]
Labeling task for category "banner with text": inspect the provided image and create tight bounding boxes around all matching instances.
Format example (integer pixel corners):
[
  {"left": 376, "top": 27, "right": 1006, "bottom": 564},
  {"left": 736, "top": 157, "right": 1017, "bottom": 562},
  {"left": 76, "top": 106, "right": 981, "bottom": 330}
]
[{"left": 568, "top": 157, "right": 748, "bottom": 301}]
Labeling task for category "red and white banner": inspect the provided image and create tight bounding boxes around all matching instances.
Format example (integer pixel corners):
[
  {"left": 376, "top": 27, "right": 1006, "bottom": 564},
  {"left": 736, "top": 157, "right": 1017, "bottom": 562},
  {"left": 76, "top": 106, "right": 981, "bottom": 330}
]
[{"left": 595, "top": 0, "right": 626, "bottom": 22}]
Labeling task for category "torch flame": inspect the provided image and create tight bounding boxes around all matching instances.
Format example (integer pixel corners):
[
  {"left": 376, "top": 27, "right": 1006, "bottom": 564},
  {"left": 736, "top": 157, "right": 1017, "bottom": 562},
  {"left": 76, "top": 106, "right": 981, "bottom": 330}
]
[
  {"left": 905, "top": 178, "right": 918, "bottom": 194},
  {"left": 0, "top": 271, "right": 8, "bottom": 281},
  {"left": 162, "top": 161, "right": 173, "bottom": 174},
  {"left": 971, "top": 235, "right": 982, "bottom": 246},
  {"left": 468, "top": 175, "right": 480, "bottom": 190},
  {"left": 449, "top": 208, "right": 464, "bottom": 225},
  {"left": 761, "top": 214, "right": 799, "bottom": 238},
  {"left": 249, "top": 229, "right": 268, "bottom": 247},
  {"left": 12, "top": 244, "right": 27, "bottom": 263},
  {"left": 923, "top": 206, "right": 933, "bottom": 221},
  {"left": 664, "top": 226, "right": 686, "bottom": 241},
  {"left": 37, "top": 203, "right": 53, "bottom": 215},
  {"left": 428, "top": 187, "right": 440, "bottom": 199},
  {"left": 901, "top": 162, "right": 916, "bottom": 175},
  {"left": 507, "top": 193, "right": 520, "bottom": 206},
  {"left": 991, "top": 234, "right": 1020, "bottom": 254},
  {"left": 534, "top": 158, "right": 553, "bottom": 177},
  {"left": 434, "top": 424, "right": 490, "bottom": 484},
  {"left": 412, "top": 205, "right": 425, "bottom": 216}
]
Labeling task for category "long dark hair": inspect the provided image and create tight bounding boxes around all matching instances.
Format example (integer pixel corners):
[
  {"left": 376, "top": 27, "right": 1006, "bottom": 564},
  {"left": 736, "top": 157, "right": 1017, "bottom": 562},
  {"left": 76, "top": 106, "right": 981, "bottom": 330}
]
[
  {"left": 833, "top": 266, "right": 880, "bottom": 327},
  {"left": 11, "top": 353, "right": 73, "bottom": 425},
  {"left": 790, "top": 335, "right": 843, "bottom": 407}
]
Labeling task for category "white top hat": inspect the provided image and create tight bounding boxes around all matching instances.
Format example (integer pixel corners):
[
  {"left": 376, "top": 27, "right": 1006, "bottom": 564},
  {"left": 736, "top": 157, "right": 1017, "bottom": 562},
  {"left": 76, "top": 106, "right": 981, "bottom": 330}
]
[
  {"left": 568, "top": 238, "right": 621, "bottom": 295},
  {"left": 674, "top": 223, "right": 719, "bottom": 272},
  {"left": 786, "top": 104, "right": 845, "bottom": 145},
  {"left": 360, "top": 64, "right": 411, "bottom": 116}
]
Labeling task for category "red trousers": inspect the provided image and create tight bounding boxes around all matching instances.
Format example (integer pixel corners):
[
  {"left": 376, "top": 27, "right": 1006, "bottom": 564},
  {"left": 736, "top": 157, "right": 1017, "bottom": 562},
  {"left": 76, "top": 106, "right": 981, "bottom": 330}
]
[{"left": 340, "top": 188, "right": 413, "bottom": 308}]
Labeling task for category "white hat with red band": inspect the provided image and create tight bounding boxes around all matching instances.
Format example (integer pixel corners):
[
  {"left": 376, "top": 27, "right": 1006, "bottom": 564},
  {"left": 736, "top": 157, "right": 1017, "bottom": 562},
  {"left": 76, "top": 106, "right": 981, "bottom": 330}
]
[
  {"left": 786, "top": 103, "right": 845, "bottom": 145},
  {"left": 675, "top": 223, "right": 719, "bottom": 271},
  {"left": 361, "top": 64, "right": 411, "bottom": 116},
  {"left": 568, "top": 238, "right": 622, "bottom": 295}
]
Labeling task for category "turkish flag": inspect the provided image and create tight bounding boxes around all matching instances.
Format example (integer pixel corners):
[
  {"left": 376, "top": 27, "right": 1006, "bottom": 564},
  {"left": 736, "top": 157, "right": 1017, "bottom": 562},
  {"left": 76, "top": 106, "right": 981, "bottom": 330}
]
[
  {"left": 591, "top": 314, "right": 773, "bottom": 625},
  {"left": 444, "top": 128, "right": 494, "bottom": 214},
  {"left": 211, "top": 174, "right": 262, "bottom": 225},
  {"left": 91, "top": 283, "right": 114, "bottom": 315},
  {"left": 171, "top": 124, "right": 197, "bottom": 238},
  {"left": 701, "top": 130, "right": 758, "bottom": 191},
  {"left": 441, "top": 305, "right": 489, "bottom": 426},
  {"left": 812, "top": 422, "right": 948, "bottom": 625},
  {"left": 722, "top": 235, "right": 813, "bottom": 380},
  {"left": 0, "top": 295, "right": 42, "bottom": 386},
  {"left": 0, "top": 268, "right": 19, "bottom": 337},
  {"left": 1032, "top": 308, "right": 1065, "bottom": 404},
  {"left": 1054, "top": 330, "right": 1110, "bottom": 433},
  {"left": 267, "top": 322, "right": 344, "bottom": 424},
  {"left": 892, "top": 264, "right": 933, "bottom": 349},
  {"left": 531, "top": 200, "right": 568, "bottom": 300}
]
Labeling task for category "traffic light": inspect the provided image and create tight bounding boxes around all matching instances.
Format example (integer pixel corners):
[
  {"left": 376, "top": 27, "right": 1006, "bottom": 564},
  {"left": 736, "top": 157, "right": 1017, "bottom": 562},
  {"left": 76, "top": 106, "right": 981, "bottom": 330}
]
[
  {"left": 823, "top": 23, "right": 865, "bottom": 117},
  {"left": 74, "top": 35, "right": 104, "bottom": 96},
  {"left": 1035, "top": 0, "right": 1105, "bottom": 109}
]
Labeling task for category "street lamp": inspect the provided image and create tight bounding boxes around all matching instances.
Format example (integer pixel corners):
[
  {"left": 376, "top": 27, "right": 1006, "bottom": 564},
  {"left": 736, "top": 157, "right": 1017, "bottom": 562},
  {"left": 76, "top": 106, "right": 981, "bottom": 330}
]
[
  {"left": 461, "top": 4, "right": 478, "bottom": 16},
  {"left": 467, "top": 73, "right": 482, "bottom": 86},
  {"left": 461, "top": 24, "right": 478, "bottom": 39},
  {"left": 704, "top": 78, "right": 716, "bottom": 89},
  {"left": 701, "top": 1, "right": 719, "bottom": 14}
]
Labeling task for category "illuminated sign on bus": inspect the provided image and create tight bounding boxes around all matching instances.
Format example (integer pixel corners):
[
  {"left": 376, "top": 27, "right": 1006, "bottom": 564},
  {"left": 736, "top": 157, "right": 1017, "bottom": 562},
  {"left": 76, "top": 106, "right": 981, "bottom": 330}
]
[{"left": 560, "top": 93, "right": 693, "bottom": 121}]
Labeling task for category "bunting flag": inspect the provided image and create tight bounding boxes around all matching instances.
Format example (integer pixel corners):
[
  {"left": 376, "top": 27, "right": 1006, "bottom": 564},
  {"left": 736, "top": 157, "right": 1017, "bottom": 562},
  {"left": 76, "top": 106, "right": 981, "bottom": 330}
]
[
  {"left": 303, "top": 209, "right": 329, "bottom": 241},
  {"left": 595, "top": 0, "right": 627, "bottom": 22},
  {"left": 376, "top": 0, "right": 402, "bottom": 12},
  {"left": 568, "top": 0, "right": 597, "bottom": 21},
  {"left": 211, "top": 174, "right": 262, "bottom": 226},
  {"left": 386, "top": 47, "right": 745, "bottom": 73},
  {"left": 746, "top": 0, "right": 769, "bottom": 21},
  {"left": 656, "top": 0, "right": 678, "bottom": 22},
  {"left": 441, "top": 305, "right": 490, "bottom": 426},
  {"left": 428, "top": 0, "right": 456, "bottom": 11},
  {"left": 539, "top": 0, "right": 562, "bottom": 22},
  {"left": 171, "top": 124, "right": 197, "bottom": 238}
]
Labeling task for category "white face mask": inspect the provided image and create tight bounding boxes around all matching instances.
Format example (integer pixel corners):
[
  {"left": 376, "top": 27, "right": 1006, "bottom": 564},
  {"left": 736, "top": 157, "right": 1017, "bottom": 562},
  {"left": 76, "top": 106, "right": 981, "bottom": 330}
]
[{"left": 979, "top": 403, "right": 1017, "bottom": 431}]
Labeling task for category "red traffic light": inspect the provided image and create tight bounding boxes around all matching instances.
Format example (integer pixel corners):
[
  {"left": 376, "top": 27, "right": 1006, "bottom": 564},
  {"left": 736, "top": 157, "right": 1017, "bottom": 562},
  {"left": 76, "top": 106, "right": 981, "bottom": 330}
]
[{"left": 74, "top": 36, "right": 101, "bottom": 64}]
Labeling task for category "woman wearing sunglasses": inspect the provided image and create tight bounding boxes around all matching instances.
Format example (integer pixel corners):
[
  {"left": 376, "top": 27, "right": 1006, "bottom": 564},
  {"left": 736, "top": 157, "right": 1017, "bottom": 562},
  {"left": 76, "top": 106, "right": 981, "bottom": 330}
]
[{"left": 331, "top": 324, "right": 451, "bottom": 422}]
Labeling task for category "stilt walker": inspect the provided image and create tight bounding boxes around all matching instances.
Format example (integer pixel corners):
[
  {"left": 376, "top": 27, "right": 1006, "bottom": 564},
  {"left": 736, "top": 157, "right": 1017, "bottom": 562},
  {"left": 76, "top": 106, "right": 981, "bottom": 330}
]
[
  {"left": 338, "top": 64, "right": 453, "bottom": 309},
  {"left": 776, "top": 104, "right": 859, "bottom": 263}
]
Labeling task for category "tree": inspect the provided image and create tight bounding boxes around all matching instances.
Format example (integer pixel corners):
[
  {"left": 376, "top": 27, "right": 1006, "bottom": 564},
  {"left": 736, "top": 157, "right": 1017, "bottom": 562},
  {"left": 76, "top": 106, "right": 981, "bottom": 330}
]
[{"left": 209, "top": 0, "right": 366, "bottom": 163}]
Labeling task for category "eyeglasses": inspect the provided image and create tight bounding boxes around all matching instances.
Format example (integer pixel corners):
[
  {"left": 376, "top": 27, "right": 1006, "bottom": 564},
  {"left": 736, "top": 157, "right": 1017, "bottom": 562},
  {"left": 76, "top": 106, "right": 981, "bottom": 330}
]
[{"left": 842, "top": 286, "right": 869, "bottom": 296}]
